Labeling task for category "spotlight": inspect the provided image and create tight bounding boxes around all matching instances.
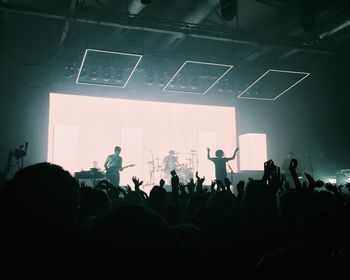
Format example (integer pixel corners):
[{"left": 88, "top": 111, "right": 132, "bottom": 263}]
[
  {"left": 158, "top": 75, "right": 166, "bottom": 87},
  {"left": 114, "top": 70, "right": 123, "bottom": 83},
  {"left": 103, "top": 72, "right": 111, "bottom": 82},
  {"left": 64, "top": 64, "right": 75, "bottom": 78},
  {"left": 220, "top": 0, "right": 238, "bottom": 21},
  {"left": 90, "top": 67, "right": 98, "bottom": 80},
  {"left": 179, "top": 78, "right": 186, "bottom": 89},
  {"left": 146, "top": 71, "right": 154, "bottom": 85},
  {"left": 189, "top": 77, "right": 198, "bottom": 90}
]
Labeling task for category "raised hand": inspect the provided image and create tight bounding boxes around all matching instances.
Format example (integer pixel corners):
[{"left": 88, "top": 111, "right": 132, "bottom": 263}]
[
  {"left": 325, "top": 182, "right": 338, "bottom": 193},
  {"left": 263, "top": 160, "right": 274, "bottom": 181},
  {"left": 216, "top": 179, "right": 225, "bottom": 192},
  {"left": 224, "top": 177, "right": 232, "bottom": 192},
  {"left": 159, "top": 178, "right": 165, "bottom": 188},
  {"left": 288, "top": 158, "right": 303, "bottom": 191},
  {"left": 210, "top": 180, "right": 216, "bottom": 192},
  {"left": 171, "top": 172, "right": 180, "bottom": 204},
  {"left": 289, "top": 158, "right": 298, "bottom": 172},
  {"left": 270, "top": 165, "right": 283, "bottom": 191},
  {"left": 196, "top": 171, "right": 200, "bottom": 181},
  {"left": 95, "top": 179, "right": 114, "bottom": 190},
  {"left": 132, "top": 176, "right": 143, "bottom": 190},
  {"left": 125, "top": 184, "right": 132, "bottom": 193},
  {"left": 304, "top": 172, "right": 316, "bottom": 187},
  {"left": 195, "top": 171, "right": 205, "bottom": 184},
  {"left": 179, "top": 182, "right": 187, "bottom": 195},
  {"left": 236, "top": 180, "right": 245, "bottom": 194},
  {"left": 187, "top": 178, "right": 196, "bottom": 193},
  {"left": 315, "top": 180, "right": 325, "bottom": 189},
  {"left": 171, "top": 173, "right": 179, "bottom": 185}
]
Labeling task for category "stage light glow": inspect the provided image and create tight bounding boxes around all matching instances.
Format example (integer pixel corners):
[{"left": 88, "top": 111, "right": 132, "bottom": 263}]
[
  {"left": 76, "top": 49, "right": 143, "bottom": 88},
  {"left": 327, "top": 177, "right": 337, "bottom": 184},
  {"left": 162, "top": 60, "right": 233, "bottom": 95},
  {"left": 239, "top": 133, "right": 267, "bottom": 171},
  {"left": 237, "top": 69, "right": 310, "bottom": 101},
  {"left": 48, "top": 93, "right": 237, "bottom": 189}
]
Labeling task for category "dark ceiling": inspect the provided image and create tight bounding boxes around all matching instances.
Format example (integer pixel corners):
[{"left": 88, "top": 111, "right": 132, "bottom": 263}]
[{"left": 1, "top": 0, "right": 350, "bottom": 101}]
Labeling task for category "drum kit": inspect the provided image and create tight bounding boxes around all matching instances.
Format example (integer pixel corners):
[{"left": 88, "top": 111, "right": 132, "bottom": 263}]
[{"left": 146, "top": 150, "right": 197, "bottom": 185}]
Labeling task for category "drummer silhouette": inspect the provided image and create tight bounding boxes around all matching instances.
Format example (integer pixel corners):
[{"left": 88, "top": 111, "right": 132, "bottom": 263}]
[{"left": 163, "top": 150, "right": 178, "bottom": 183}]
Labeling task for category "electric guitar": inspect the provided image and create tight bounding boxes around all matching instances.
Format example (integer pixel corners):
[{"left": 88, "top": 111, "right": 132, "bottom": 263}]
[
  {"left": 120, "top": 164, "right": 135, "bottom": 171},
  {"left": 105, "top": 164, "right": 135, "bottom": 180},
  {"left": 105, "top": 164, "right": 135, "bottom": 174}
]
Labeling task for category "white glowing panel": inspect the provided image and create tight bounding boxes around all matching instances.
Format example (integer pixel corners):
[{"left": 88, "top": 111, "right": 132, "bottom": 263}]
[
  {"left": 239, "top": 133, "right": 267, "bottom": 171},
  {"left": 52, "top": 125, "right": 79, "bottom": 173},
  {"left": 48, "top": 93, "right": 237, "bottom": 186}
]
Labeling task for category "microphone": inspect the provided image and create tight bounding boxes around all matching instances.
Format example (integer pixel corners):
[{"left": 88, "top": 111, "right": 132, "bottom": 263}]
[{"left": 24, "top": 142, "right": 28, "bottom": 155}]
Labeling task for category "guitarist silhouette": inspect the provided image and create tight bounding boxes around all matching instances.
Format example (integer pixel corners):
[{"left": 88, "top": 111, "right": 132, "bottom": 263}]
[{"left": 104, "top": 146, "right": 134, "bottom": 187}]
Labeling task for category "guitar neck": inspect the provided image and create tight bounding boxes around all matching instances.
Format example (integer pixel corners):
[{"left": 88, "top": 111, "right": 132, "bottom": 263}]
[{"left": 122, "top": 164, "right": 134, "bottom": 169}]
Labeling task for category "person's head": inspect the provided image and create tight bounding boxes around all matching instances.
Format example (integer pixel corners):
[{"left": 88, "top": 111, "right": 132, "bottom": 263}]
[
  {"left": 169, "top": 150, "right": 175, "bottom": 156},
  {"left": 114, "top": 146, "right": 121, "bottom": 155},
  {"left": 92, "top": 160, "right": 98, "bottom": 168},
  {"left": 215, "top": 149, "right": 224, "bottom": 158},
  {"left": 1, "top": 162, "right": 80, "bottom": 234}
]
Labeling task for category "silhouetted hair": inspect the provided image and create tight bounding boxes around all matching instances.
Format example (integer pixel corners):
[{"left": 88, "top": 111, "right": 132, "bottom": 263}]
[{"left": 215, "top": 149, "right": 224, "bottom": 157}]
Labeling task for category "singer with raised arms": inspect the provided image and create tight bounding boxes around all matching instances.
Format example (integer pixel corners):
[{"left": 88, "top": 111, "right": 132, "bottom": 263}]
[{"left": 207, "top": 147, "right": 239, "bottom": 183}]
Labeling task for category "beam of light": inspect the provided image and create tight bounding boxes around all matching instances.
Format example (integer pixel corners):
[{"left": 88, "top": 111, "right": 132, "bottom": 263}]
[
  {"left": 237, "top": 69, "right": 310, "bottom": 101},
  {"left": 75, "top": 48, "right": 143, "bottom": 88},
  {"left": 48, "top": 93, "right": 237, "bottom": 190},
  {"left": 327, "top": 178, "right": 337, "bottom": 184},
  {"left": 162, "top": 60, "right": 233, "bottom": 95}
]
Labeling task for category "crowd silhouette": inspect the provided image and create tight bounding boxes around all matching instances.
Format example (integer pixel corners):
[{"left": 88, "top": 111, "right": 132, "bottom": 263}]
[{"left": 1, "top": 157, "right": 350, "bottom": 277}]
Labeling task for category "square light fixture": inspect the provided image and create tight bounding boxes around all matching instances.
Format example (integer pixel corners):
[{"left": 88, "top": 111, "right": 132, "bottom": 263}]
[
  {"left": 76, "top": 49, "right": 143, "bottom": 88},
  {"left": 237, "top": 69, "right": 310, "bottom": 101},
  {"left": 162, "top": 60, "right": 233, "bottom": 94}
]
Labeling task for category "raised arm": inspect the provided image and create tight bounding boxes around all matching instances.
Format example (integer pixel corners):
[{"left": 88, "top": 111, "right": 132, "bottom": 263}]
[
  {"left": 227, "top": 147, "right": 239, "bottom": 161},
  {"left": 289, "top": 158, "right": 302, "bottom": 191},
  {"left": 207, "top": 147, "right": 213, "bottom": 160}
]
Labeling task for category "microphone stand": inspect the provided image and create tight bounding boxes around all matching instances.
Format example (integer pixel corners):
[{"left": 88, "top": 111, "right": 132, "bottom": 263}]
[
  {"left": 149, "top": 151, "right": 155, "bottom": 185},
  {"left": 14, "top": 142, "right": 28, "bottom": 170},
  {"left": 227, "top": 163, "right": 234, "bottom": 183}
]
